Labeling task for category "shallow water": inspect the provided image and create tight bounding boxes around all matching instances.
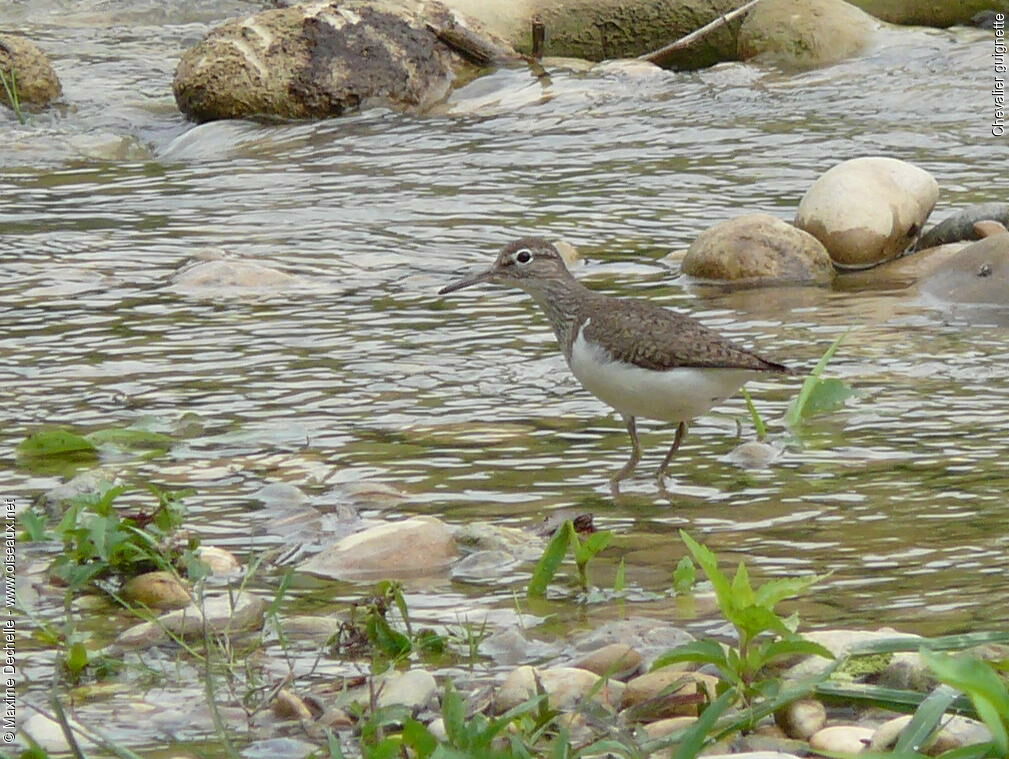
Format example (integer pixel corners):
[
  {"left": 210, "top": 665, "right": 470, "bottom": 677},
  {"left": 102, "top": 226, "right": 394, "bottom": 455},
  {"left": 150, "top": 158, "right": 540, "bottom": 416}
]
[{"left": 4, "top": 0, "right": 1009, "bottom": 751}]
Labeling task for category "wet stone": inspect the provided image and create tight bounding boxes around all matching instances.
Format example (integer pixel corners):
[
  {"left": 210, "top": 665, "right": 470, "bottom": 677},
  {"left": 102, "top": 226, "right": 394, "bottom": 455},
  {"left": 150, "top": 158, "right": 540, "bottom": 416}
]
[
  {"left": 809, "top": 724, "right": 875, "bottom": 754},
  {"left": 297, "top": 515, "right": 457, "bottom": 580}
]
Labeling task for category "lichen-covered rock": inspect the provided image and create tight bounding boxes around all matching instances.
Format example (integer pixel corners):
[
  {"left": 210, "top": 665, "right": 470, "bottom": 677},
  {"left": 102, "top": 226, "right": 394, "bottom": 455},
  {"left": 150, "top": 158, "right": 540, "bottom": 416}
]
[
  {"left": 682, "top": 213, "right": 834, "bottom": 285},
  {"left": 738, "top": 0, "right": 878, "bottom": 67},
  {"left": 795, "top": 157, "right": 939, "bottom": 269},
  {"left": 173, "top": 0, "right": 514, "bottom": 122},
  {"left": 0, "top": 33, "right": 62, "bottom": 109}
]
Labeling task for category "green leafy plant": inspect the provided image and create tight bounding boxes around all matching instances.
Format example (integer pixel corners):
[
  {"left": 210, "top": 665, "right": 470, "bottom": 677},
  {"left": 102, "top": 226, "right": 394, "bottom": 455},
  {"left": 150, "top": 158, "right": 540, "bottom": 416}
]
[
  {"left": 334, "top": 581, "right": 448, "bottom": 672},
  {"left": 0, "top": 65, "right": 25, "bottom": 124},
  {"left": 919, "top": 650, "right": 1009, "bottom": 757},
  {"left": 21, "top": 480, "right": 191, "bottom": 591},
  {"left": 527, "top": 519, "right": 613, "bottom": 598},
  {"left": 653, "top": 532, "right": 832, "bottom": 705},
  {"left": 784, "top": 329, "right": 857, "bottom": 428}
]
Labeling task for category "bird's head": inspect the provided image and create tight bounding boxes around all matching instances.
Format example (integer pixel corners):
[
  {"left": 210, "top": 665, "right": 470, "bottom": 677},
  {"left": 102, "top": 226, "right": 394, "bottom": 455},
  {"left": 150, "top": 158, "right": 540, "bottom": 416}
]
[{"left": 439, "top": 237, "right": 571, "bottom": 295}]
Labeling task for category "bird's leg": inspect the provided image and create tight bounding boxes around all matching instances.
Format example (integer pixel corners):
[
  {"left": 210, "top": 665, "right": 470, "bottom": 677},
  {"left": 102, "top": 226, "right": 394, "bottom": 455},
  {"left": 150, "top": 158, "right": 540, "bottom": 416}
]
[
  {"left": 609, "top": 415, "right": 641, "bottom": 496},
  {"left": 656, "top": 421, "right": 688, "bottom": 484}
]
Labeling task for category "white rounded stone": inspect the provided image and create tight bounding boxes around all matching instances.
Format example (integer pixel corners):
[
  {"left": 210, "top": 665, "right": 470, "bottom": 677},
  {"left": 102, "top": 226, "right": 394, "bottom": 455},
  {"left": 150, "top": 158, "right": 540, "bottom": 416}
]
[{"left": 796, "top": 157, "right": 939, "bottom": 269}]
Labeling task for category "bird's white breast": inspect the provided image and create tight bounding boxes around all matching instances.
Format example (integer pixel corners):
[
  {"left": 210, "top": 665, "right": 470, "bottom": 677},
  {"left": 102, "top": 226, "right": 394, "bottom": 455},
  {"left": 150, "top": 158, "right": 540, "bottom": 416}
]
[{"left": 568, "top": 322, "right": 758, "bottom": 423}]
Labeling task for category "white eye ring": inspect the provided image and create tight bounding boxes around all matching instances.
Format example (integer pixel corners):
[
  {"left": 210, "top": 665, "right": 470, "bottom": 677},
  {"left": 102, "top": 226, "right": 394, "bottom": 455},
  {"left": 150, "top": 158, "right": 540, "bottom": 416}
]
[{"left": 514, "top": 248, "right": 533, "bottom": 264}]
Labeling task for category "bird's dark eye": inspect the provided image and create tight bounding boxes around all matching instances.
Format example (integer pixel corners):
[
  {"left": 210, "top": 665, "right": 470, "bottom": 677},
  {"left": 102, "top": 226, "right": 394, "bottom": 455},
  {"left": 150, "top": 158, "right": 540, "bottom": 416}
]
[{"left": 515, "top": 248, "right": 533, "bottom": 264}]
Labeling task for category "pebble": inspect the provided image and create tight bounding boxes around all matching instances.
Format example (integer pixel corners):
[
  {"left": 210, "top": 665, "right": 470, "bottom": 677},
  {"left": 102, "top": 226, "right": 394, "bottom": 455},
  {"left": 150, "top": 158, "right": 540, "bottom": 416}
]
[
  {"left": 809, "top": 724, "right": 874, "bottom": 753},
  {"left": 570, "top": 643, "right": 642, "bottom": 679},
  {"left": 120, "top": 571, "right": 192, "bottom": 610},
  {"left": 495, "top": 666, "right": 623, "bottom": 713},
  {"left": 775, "top": 698, "right": 826, "bottom": 740},
  {"left": 377, "top": 669, "right": 438, "bottom": 710},
  {"left": 621, "top": 669, "right": 719, "bottom": 719}
]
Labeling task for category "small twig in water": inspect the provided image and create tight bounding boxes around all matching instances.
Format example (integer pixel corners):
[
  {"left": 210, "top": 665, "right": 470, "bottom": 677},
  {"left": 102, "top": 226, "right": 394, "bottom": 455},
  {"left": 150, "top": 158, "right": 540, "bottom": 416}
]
[{"left": 639, "top": 0, "right": 762, "bottom": 67}]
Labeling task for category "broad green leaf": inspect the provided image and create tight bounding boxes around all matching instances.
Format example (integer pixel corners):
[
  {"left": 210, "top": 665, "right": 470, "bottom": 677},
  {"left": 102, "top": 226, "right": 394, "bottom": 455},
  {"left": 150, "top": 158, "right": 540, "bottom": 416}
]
[
  {"left": 401, "top": 718, "right": 437, "bottom": 758},
  {"left": 19, "top": 509, "right": 49, "bottom": 541},
  {"left": 922, "top": 650, "right": 1009, "bottom": 754},
  {"left": 759, "top": 639, "right": 835, "bottom": 667},
  {"left": 732, "top": 604, "right": 793, "bottom": 640},
  {"left": 731, "top": 562, "right": 755, "bottom": 608},
  {"left": 787, "top": 377, "right": 857, "bottom": 421},
  {"left": 85, "top": 427, "right": 174, "bottom": 449},
  {"left": 17, "top": 428, "right": 98, "bottom": 457},
  {"left": 575, "top": 530, "right": 612, "bottom": 563},
  {"left": 365, "top": 614, "right": 410, "bottom": 659},
  {"left": 651, "top": 640, "right": 728, "bottom": 671},
  {"left": 672, "top": 555, "right": 696, "bottom": 594},
  {"left": 65, "top": 641, "right": 89, "bottom": 674},
  {"left": 784, "top": 329, "right": 851, "bottom": 428},
  {"left": 679, "top": 531, "right": 733, "bottom": 614},
  {"left": 753, "top": 574, "right": 823, "bottom": 609},
  {"left": 527, "top": 520, "right": 571, "bottom": 598}
]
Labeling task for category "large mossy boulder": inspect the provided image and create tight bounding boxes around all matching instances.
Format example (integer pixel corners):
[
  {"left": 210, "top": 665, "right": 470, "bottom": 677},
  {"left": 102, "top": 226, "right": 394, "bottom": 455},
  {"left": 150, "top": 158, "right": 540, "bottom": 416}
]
[
  {"left": 847, "top": 0, "right": 1009, "bottom": 27},
  {"left": 0, "top": 33, "right": 62, "bottom": 110},
  {"left": 737, "top": 0, "right": 878, "bottom": 68},
  {"left": 173, "top": 0, "right": 515, "bottom": 122},
  {"left": 795, "top": 157, "right": 938, "bottom": 269},
  {"left": 448, "top": 0, "right": 744, "bottom": 68}
]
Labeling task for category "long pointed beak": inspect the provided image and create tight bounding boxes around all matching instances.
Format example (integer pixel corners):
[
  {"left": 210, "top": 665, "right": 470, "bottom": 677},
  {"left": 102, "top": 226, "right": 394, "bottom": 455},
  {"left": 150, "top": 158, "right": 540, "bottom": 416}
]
[{"left": 438, "top": 267, "right": 495, "bottom": 295}]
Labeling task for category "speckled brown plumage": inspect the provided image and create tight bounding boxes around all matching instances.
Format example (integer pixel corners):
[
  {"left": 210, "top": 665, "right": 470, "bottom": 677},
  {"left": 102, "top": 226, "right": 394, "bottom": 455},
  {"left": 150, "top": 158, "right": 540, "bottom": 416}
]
[{"left": 574, "top": 291, "right": 789, "bottom": 373}]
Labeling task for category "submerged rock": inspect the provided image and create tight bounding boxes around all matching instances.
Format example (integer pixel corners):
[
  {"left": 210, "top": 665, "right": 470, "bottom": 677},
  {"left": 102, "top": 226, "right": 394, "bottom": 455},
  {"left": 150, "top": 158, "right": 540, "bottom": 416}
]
[
  {"left": 170, "top": 251, "right": 304, "bottom": 293},
  {"left": 120, "top": 571, "right": 192, "bottom": 610},
  {"left": 795, "top": 157, "right": 938, "bottom": 269},
  {"left": 682, "top": 213, "right": 834, "bottom": 285},
  {"left": 918, "top": 233, "right": 1009, "bottom": 308},
  {"left": 738, "top": 0, "right": 878, "bottom": 67},
  {"left": 0, "top": 33, "right": 62, "bottom": 109},
  {"left": 297, "top": 515, "right": 458, "bottom": 579},
  {"left": 914, "top": 202, "right": 1009, "bottom": 251},
  {"left": 173, "top": 0, "right": 515, "bottom": 122},
  {"left": 114, "top": 592, "right": 267, "bottom": 648}
]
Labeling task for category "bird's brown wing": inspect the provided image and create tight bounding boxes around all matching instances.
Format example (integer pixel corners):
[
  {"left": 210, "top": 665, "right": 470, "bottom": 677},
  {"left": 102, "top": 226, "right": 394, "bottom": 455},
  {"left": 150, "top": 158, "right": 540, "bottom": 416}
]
[{"left": 580, "top": 296, "right": 791, "bottom": 373}]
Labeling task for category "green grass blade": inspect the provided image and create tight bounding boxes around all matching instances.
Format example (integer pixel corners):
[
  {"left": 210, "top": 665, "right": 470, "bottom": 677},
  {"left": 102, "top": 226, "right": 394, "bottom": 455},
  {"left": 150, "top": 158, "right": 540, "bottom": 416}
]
[
  {"left": 740, "top": 387, "right": 767, "bottom": 441},
  {"left": 670, "top": 687, "right": 738, "bottom": 759},
  {"left": 894, "top": 684, "right": 960, "bottom": 754},
  {"left": 527, "top": 520, "right": 571, "bottom": 598}
]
